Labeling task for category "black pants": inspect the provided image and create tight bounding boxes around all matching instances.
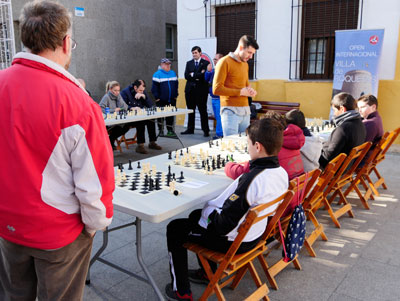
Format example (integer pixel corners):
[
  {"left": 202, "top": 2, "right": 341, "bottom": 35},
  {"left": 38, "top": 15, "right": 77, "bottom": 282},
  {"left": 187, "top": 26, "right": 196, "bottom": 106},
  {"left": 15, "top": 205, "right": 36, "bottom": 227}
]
[
  {"left": 108, "top": 124, "right": 132, "bottom": 146},
  {"left": 166, "top": 209, "right": 260, "bottom": 294},
  {"left": 185, "top": 89, "right": 209, "bottom": 134},
  {"left": 136, "top": 120, "right": 157, "bottom": 144},
  {"left": 157, "top": 99, "right": 176, "bottom": 132}
]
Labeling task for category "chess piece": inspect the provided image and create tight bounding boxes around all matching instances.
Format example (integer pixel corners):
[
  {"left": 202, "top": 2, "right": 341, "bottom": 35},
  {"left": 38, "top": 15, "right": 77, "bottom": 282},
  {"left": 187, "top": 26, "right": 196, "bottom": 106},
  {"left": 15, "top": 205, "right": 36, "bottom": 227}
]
[
  {"left": 137, "top": 162, "right": 141, "bottom": 169},
  {"left": 168, "top": 152, "right": 172, "bottom": 160},
  {"left": 128, "top": 159, "right": 133, "bottom": 170},
  {"left": 180, "top": 171, "right": 184, "bottom": 180},
  {"left": 155, "top": 178, "right": 161, "bottom": 190}
]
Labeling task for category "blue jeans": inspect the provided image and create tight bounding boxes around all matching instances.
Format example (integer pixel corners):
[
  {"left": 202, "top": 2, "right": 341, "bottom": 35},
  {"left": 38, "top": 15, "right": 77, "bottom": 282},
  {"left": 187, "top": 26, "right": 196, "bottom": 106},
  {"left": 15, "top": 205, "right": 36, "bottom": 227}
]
[
  {"left": 211, "top": 98, "right": 223, "bottom": 137},
  {"left": 221, "top": 109, "right": 250, "bottom": 137}
]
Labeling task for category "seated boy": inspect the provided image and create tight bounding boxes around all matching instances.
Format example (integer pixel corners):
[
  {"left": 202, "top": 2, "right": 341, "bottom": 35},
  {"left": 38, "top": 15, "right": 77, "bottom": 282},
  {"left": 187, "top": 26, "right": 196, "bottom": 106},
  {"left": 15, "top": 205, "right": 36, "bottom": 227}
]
[
  {"left": 165, "top": 118, "right": 289, "bottom": 300},
  {"left": 224, "top": 111, "right": 305, "bottom": 181}
]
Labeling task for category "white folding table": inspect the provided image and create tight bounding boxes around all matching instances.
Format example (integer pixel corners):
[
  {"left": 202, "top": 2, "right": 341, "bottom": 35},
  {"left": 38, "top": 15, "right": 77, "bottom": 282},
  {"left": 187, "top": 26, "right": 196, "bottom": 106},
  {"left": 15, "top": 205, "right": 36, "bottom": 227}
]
[{"left": 87, "top": 137, "right": 249, "bottom": 300}]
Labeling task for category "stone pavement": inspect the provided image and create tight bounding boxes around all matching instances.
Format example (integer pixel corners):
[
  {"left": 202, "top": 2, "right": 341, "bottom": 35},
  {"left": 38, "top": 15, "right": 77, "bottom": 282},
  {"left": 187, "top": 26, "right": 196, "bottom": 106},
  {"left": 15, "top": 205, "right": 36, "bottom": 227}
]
[{"left": 84, "top": 126, "right": 400, "bottom": 301}]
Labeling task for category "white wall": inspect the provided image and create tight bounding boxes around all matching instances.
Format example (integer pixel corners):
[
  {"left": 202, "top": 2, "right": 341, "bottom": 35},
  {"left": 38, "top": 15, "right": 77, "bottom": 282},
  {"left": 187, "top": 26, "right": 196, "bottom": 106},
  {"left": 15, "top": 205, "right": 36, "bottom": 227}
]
[
  {"left": 362, "top": 0, "right": 400, "bottom": 80},
  {"left": 177, "top": 0, "right": 400, "bottom": 80},
  {"left": 177, "top": 0, "right": 206, "bottom": 78}
]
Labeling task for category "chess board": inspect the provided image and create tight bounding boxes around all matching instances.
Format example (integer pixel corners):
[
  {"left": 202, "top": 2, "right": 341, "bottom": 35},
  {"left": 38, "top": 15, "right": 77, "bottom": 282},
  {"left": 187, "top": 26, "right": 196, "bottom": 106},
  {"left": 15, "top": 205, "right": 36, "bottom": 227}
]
[
  {"left": 115, "top": 163, "right": 190, "bottom": 196},
  {"left": 168, "top": 137, "right": 250, "bottom": 173}
]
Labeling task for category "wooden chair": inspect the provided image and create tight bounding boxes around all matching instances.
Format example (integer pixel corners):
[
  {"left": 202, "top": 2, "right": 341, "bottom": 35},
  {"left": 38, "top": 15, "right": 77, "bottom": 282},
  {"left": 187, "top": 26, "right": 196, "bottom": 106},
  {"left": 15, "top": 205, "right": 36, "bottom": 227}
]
[
  {"left": 259, "top": 170, "right": 320, "bottom": 290},
  {"left": 324, "top": 142, "right": 371, "bottom": 228},
  {"left": 302, "top": 154, "right": 346, "bottom": 257},
  {"left": 342, "top": 133, "right": 392, "bottom": 209},
  {"left": 183, "top": 189, "right": 294, "bottom": 301},
  {"left": 361, "top": 127, "right": 400, "bottom": 198},
  {"left": 116, "top": 128, "right": 137, "bottom": 153}
]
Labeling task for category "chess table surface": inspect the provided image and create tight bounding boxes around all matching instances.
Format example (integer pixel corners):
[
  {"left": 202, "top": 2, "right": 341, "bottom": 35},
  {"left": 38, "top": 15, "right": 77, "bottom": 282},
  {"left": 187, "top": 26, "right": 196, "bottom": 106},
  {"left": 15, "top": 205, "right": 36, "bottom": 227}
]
[
  {"left": 104, "top": 108, "right": 193, "bottom": 126},
  {"left": 113, "top": 136, "right": 250, "bottom": 223}
]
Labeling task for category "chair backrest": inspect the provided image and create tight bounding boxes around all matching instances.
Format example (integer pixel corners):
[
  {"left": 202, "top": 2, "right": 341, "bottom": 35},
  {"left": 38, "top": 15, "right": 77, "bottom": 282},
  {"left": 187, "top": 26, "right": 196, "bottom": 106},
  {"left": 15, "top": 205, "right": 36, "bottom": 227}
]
[
  {"left": 374, "top": 127, "right": 400, "bottom": 163},
  {"left": 306, "top": 153, "right": 347, "bottom": 205},
  {"left": 224, "top": 189, "right": 295, "bottom": 260},
  {"left": 359, "top": 132, "right": 391, "bottom": 173},
  {"left": 258, "top": 190, "right": 295, "bottom": 242},
  {"left": 334, "top": 141, "right": 372, "bottom": 184}
]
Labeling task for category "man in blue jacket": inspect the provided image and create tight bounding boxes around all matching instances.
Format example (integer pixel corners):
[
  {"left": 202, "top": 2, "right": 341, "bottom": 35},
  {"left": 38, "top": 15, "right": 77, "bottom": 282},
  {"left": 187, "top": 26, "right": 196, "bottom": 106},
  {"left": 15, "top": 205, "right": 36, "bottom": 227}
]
[{"left": 151, "top": 58, "right": 179, "bottom": 137}]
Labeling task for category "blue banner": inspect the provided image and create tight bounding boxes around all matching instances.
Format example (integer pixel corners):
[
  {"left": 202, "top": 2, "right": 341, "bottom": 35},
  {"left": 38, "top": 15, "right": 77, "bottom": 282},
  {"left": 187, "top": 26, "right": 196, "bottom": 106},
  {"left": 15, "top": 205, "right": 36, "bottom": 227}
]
[{"left": 331, "top": 29, "right": 384, "bottom": 116}]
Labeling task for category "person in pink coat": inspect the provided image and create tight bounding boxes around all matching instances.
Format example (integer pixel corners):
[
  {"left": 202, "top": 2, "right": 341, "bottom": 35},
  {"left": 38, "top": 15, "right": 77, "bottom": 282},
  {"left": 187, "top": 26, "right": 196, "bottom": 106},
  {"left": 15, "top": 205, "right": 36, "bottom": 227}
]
[{"left": 225, "top": 111, "right": 305, "bottom": 181}]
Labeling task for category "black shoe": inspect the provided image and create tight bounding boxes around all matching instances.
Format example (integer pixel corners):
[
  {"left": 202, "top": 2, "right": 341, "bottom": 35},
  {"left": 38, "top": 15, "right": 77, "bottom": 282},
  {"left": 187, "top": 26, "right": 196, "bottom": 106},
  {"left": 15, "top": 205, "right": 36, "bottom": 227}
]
[
  {"left": 203, "top": 132, "right": 210, "bottom": 137},
  {"left": 165, "top": 283, "right": 193, "bottom": 301},
  {"left": 188, "top": 269, "right": 209, "bottom": 285},
  {"left": 181, "top": 130, "right": 194, "bottom": 135}
]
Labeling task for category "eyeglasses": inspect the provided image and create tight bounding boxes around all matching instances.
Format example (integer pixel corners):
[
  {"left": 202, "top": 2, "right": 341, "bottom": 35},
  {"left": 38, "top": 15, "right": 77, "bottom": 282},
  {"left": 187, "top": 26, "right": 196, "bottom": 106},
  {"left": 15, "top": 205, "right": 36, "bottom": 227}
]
[
  {"left": 70, "top": 38, "right": 77, "bottom": 50},
  {"left": 63, "top": 35, "right": 77, "bottom": 50}
]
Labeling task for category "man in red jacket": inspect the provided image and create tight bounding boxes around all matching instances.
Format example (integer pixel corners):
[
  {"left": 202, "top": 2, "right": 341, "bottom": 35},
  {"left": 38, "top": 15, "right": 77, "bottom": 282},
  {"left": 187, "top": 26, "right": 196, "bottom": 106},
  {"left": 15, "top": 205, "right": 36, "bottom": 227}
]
[{"left": 0, "top": 1, "right": 114, "bottom": 300}]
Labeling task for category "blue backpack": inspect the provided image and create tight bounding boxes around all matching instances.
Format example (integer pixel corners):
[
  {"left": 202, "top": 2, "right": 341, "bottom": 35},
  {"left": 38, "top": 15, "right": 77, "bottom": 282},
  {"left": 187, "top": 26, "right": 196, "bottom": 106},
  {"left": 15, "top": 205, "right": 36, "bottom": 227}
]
[{"left": 279, "top": 175, "right": 308, "bottom": 262}]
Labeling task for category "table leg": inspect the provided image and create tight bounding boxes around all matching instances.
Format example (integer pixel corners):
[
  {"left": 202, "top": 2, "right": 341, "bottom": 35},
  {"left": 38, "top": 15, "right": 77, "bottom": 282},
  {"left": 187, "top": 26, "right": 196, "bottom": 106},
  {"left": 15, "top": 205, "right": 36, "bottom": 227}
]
[{"left": 136, "top": 217, "right": 165, "bottom": 301}]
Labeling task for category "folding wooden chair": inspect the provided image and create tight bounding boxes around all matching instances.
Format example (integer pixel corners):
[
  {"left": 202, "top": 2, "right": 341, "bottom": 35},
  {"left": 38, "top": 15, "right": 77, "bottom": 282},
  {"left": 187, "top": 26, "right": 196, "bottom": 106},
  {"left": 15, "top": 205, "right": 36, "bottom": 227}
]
[
  {"left": 302, "top": 154, "right": 346, "bottom": 257},
  {"left": 362, "top": 127, "right": 400, "bottom": 198},
  {"left": 324, "top": 142, "right": 371, "bottom": 228},
  {"left": 342, "top": 133, "right": 392, "bottom": 209},
  {"left": 259, "top": 170, "right": 320, "bottom": 290},
  {"left": 116, "top": 128, "right": 137, "bottom": 152},
  {"left": 183, "top": 189, "right": 294, "bottom": 301}
]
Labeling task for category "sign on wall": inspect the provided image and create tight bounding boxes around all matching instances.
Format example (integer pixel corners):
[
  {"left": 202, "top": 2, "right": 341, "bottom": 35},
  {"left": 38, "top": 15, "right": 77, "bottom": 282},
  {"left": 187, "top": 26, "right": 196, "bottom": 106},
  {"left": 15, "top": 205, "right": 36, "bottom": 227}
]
[
  {"left": 74, "top": 7, "right": 85, "bottom": 17},
  {"left": 331, "top": 29, "right": 384, "bottom": 118}
]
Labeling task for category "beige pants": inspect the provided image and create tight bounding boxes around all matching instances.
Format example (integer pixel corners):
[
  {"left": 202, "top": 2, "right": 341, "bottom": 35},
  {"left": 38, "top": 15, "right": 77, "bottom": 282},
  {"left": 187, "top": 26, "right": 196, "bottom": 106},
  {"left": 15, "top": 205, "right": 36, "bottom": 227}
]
[{"left": 0, "top": 230, "right": 93, "bottom": 301}]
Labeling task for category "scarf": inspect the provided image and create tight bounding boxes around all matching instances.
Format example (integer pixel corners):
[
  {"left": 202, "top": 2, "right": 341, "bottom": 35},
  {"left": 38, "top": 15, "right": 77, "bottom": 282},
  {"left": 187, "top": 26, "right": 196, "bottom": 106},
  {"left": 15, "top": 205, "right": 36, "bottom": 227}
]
[{"left": 333, "top": 110, "right": 361, "bottom": 127}]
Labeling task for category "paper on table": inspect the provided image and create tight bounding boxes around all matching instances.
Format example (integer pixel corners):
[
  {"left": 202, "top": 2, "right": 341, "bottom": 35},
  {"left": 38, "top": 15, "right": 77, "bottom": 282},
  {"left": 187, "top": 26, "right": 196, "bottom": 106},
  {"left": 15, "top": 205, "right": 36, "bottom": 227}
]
[{"left": 180, "top": 180, "right": 208, "bottom": 189}]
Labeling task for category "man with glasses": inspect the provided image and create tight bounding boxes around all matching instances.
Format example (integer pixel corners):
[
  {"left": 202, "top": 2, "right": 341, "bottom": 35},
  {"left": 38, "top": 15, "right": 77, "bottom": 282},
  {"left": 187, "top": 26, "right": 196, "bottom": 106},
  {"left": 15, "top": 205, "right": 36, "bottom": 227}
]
[{"left": 0, "top": 1, "right": 114, "bottom": 300}]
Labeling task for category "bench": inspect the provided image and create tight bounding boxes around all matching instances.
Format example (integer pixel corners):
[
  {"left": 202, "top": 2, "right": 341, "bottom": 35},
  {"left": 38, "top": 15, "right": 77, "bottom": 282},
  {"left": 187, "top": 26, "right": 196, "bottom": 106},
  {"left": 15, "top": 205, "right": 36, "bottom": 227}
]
[
  {"left": 208, "top": 101, "right": 300, "bottom": 126},
  {"left": 252, "top": 101, "right": 300, "bottom": 119}
]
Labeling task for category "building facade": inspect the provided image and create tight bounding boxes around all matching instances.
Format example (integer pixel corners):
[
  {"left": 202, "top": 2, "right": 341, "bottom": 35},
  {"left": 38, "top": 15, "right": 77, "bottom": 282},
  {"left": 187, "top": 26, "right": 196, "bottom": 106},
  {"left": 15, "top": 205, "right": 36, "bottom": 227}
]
[
  {"left": 11, "top": 0, "right": 177, "bottom": 101},
  {"left": 176, "top": 0, "right": 400, "bottom": 138}
]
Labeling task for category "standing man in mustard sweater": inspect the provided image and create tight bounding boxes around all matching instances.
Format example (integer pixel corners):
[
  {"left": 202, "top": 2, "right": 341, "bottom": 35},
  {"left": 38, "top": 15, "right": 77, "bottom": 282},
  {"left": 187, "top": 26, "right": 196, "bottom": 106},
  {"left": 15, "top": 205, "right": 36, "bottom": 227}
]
[{"left": 213, "top": 35, "right": 259, "bottom": 137}]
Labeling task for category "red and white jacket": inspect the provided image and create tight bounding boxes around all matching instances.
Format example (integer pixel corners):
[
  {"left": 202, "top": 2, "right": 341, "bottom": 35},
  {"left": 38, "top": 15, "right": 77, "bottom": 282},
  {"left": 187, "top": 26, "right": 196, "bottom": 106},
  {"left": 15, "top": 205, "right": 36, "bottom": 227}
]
[{"left": 0, "top": 53, "right": 114, "bottom": 249}]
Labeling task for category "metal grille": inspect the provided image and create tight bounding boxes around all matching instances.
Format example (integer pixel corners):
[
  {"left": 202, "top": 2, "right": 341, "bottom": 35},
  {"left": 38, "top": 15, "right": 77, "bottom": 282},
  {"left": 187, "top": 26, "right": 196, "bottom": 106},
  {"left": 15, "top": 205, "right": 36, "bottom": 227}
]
[
  {"left": 289, "top": 0, "right": 362, "bottom": 80},
  {"left": 0, "top": 0, "right": 15, "bottom": 70},
  {"left": 204, "top": 0, "right": 257, "bottom": 79}
]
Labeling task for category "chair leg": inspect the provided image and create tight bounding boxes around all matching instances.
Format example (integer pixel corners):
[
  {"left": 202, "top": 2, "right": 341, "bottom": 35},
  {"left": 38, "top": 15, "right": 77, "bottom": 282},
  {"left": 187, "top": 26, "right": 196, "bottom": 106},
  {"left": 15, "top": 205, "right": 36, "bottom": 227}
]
[
  {"left": 322, "top": 197, "right": 341, "bottom": 228},
  {"left": 373, "top": 167, "right": 388, "bottom": 190},
  {"left": 304, "top": 210, "right": 328, "bottom": 257},
  {"left": 354, "top": 184, "right": 370, "bottom": 209},
  {"left": 257, "top": 254, "right": 279, "bottom": 290},
  {"left": 230, "top": 265, "right": 248, "bottom": 290}
]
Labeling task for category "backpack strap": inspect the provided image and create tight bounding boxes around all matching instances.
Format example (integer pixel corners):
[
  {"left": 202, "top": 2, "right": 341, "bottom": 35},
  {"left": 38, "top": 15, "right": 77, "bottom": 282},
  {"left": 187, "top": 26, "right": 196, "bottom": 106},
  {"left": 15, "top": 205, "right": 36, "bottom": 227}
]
[
  {"left": 297, "top": 172, "right": 309, "bottom": 206},
  {"left": 278, "top": 220, "right": 289, "bottom": 262}
]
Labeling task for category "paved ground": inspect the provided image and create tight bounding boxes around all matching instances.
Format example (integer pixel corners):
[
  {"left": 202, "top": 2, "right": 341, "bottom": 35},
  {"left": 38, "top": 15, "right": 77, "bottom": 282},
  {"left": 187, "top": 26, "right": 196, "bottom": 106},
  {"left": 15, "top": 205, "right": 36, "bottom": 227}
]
[{"left": 84, "top": 126, "right": 400, "bottom": 301}]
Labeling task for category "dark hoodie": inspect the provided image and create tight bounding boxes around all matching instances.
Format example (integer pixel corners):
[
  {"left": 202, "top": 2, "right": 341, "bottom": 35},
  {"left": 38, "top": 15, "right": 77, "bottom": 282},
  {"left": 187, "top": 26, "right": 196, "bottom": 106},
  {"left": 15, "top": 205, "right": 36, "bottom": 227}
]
[{"left": 319, "top": 110, "right": 366, "bottom": 168}]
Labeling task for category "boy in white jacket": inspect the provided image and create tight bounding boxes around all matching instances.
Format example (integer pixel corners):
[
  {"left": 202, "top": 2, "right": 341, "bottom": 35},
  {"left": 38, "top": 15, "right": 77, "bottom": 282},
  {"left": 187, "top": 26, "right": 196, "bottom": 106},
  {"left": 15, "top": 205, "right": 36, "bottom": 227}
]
[{"left": 165, "top": 118, "right": 288, "bottom": 300}]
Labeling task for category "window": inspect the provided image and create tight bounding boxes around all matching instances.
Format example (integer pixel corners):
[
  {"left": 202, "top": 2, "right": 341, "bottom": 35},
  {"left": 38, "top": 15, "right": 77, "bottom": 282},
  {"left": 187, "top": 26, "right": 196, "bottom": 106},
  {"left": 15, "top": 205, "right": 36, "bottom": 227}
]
[
  {"left": 166, "top": 24, "right": 175, "bottom": 60},
  {"left": 290, "top": 0, "right": 361, "bottom": 80},
  {"left": 207, "top": 0, "right": 257, "bottom": 79}
]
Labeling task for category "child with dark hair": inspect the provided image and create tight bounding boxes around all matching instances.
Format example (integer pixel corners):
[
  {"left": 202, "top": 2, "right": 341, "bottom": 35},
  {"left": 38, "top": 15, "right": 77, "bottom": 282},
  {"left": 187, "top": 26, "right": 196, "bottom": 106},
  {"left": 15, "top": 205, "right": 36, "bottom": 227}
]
[
  {"left": 285, "top": 109, "right": 322, "bottom": 172},
  {"left": 225, "top": 111, "right": 305, "bottom": 181},
  {"left": 165, "top": 118, "right": 288, "bottom": 301}
]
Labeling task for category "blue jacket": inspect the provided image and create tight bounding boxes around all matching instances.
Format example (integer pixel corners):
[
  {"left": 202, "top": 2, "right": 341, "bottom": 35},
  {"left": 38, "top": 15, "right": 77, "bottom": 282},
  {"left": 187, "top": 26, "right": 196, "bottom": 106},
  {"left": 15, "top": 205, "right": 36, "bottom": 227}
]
[
  {"left": 120, "top": 85, "right": 153, "bottom": 109},
  {"left": 151, "top": 69, "right": 178, "bottom": 104},
  {"left": 204, "top": 69, "right": 219, "bottom": 99}
]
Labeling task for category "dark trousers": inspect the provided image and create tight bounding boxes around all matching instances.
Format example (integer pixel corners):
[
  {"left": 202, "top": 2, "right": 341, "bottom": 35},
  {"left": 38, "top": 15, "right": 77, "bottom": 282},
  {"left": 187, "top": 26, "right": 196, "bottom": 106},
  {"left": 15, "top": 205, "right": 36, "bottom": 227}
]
[
  {"left": 135, "top": 120, "right": 157, "bottom": 144},
  {"left": 166, "top": 209, "right": 259, "bottom": 294},
  {"left": 157, "top": 99, "right": 176, "bottom": 132},
  {"left": 0, "top": 230, "right": 93, "bottom": 301},
  {"left": 108, "top": 124, "right": 131, "bottom": 146},
  {"left": 185, "top": 89, "right": 210, "bottom": 134}
]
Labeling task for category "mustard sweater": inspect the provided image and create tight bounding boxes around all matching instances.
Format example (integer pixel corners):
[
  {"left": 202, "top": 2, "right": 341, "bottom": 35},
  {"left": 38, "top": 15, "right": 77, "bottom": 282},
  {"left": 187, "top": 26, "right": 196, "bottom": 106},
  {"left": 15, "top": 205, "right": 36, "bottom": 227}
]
[{"left": 212, "top": 54, "right": 249, "bottom": 107}]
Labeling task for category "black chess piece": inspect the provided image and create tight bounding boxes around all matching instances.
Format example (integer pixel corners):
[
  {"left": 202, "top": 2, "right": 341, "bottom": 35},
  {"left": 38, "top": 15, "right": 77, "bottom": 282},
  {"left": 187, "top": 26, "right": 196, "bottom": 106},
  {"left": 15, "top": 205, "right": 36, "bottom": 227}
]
[
  {"left": 128, "top": 160, "right": 133, "bottom": 170},
  {"left": 186, "top": 147, "right": 189, "bottom": 153},
  {"left": 222, "top": 159, "right": 225, "bottom": 167},
  {"left": 144, "top": 175, "right": 148, "bottom": 187},
  {"left": 137, "top": 162, "right": 141, "bottom": 169},
  {"left": 201, "top": 160, "right": 205, "bottom": 168},
  {"left": 180, "top": 171, "right": 184, "bottom": 180},
  {"left": 180, "top": 149, "right": 183, "bottom": 156},
  {"left": 167, "top": 165, "right": 172, "bottom": 177},
  {"left": 155, "top": 178, "right": 161, "bottom": 190},
  {"left": 130, "top": 182, "right": 136, "bottom": 191},
  {"left": 172, "top": 173, "right": 176, "bottom": 181},
  {"left": 149, "top": 178, "right": 154, "bottom": 191},
  {"left": 168, "top": 152, "right": 172, "bottom": 159},
  {"left": 216, "top": 141, "right": 219, "bottom": 147}
]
